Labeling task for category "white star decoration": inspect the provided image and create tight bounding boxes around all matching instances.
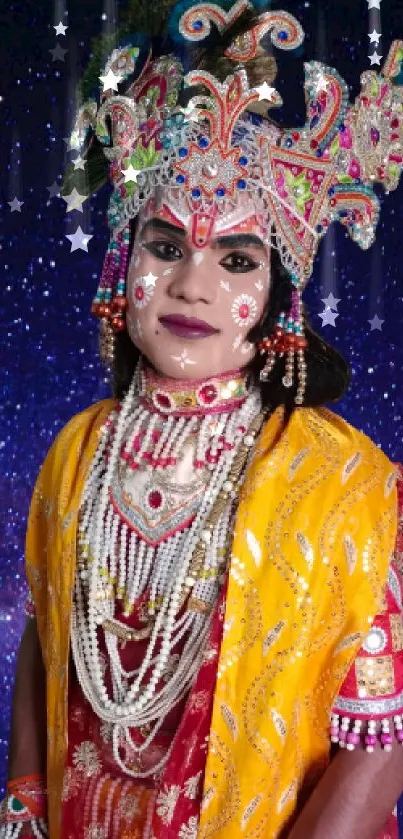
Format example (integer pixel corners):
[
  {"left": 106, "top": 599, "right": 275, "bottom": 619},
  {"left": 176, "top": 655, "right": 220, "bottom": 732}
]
[
  {"left": 73, "top": 156, "right": 86, "bottom": 171},
  {"left": 171, "top": 350, "right": 197, "bottom": 370},
  {"left": 319, "top": 309, "right": 339, "bottom": 327},
  {"left": 367, "top": 0, "right": 381, "bottom": 9},
  {"left": 368, "top": 29, "right": 381, "bottom": 45},
  {"left": 368, "top": 314, "right": 384, "bottom": 331},
  {"left": 315, "top": 74, "right": 330, "bottom": 93},
  {"left": 143, "top": 272, "right": 158, "bottom": 287},
  {"left": 122, "top": 165, "right": 141, "bottom": 184},
  {"left": 256, "top": 82, "right": 277, "bottom": 102},
  {"left": 99, "top": 69, "right": 123, "bottom": 92},
  {"left": 54, "top": 21, "right": 68, "bottom": 36},
  {"left": 321, "top": 292, "right": 341, "bottom": 311},
  {"left": 62, "top": 188, "right": 88, "bottom": 213},
  {"left": 65, "top": 226, "right": 93, "bottom": 253},
  {"left": 369, "top": 51, "right": 382, "bottom": 66},
  {"left": 8, "top": 197, "right": 24, "bottom": 212}
]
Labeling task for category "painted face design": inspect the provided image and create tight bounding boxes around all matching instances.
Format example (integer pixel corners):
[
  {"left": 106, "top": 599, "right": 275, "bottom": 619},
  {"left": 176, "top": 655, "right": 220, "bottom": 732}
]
[{"left": 126, "top": 195, "right": 271, "bottom": 380}]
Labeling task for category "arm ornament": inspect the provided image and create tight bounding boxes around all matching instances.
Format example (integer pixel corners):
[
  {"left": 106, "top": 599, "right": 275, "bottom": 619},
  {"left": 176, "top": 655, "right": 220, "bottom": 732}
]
[{"left": 0, "top": 775, "right": 47, "bottom": 839}]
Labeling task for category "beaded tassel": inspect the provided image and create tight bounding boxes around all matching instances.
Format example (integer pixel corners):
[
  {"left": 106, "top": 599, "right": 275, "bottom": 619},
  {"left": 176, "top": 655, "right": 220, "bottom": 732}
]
[
  {"left": 331, "top": 713, "right": 403, "bottom": 752},
  {"left": 258, "top": 277, "right": 308, "bottom": 405},
  {"left": 91, "top": 224, "right": 130, "bottom": 333}
]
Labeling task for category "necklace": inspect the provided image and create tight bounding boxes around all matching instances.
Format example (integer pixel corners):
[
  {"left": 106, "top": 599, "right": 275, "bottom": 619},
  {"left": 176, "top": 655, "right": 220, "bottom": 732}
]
[{"left": 71, "top": 363, "right": 267, "bottom": 778}]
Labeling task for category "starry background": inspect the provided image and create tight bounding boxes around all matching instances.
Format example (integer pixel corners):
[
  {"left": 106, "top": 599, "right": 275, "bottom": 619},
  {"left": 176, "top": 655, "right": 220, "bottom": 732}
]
[{"left": 1, "top": 0, "right": 403, "bottom": 803}]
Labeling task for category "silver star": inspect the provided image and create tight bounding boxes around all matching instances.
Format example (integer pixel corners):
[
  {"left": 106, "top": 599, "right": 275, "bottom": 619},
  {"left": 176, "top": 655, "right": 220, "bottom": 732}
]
[
  {"left": 367, "top": 0, "right": 381, "bottom": 9},
  {"left": 314, "top": 74, "right": 329, "bottom": 93},
  {"left": 62, "top": 188, "right": 88, "bottom": 213},
  {"left": 369, "top": 51, "right": 382, "bottom": 66},
  {"left": 143, "top": 272, "right": 158, "bottom": 287},
  {"left": 368, "top": 29, "right": 381, "bottom": 45},
  {"left": 319, "top": 308, "right": 339, "bottom": 327},
  {"left": 73, "top": 156, "right": 86, "bottom": 171},
  {"left": 49, "top": 43, "right": 68, "bottom": 62},
  {"left": 321, "top": 292, "right": 341, "bottom": 311},
  {"left": 8, "top": 197, "right": 24, "bottom": 212},
  {"left": 54, "top": 21, "right": 68, "bottom": 36},
  {"left": 368, "top": 314, "right": 384, "bottom": 331},
  {"left": 47, "top": 181, "right": 60, "bottom": 199},
  {"left": 99, "top": 69, "right": 123, "bottom": 92},
  {"left": 65, "top": 226, "right": 93, "bottom": 253},
  {"left": 122, "top": 165, "right": 141, "bottom": 183},
  {"left": 256, "top": 82, "right": 277, "bottom": 102}
]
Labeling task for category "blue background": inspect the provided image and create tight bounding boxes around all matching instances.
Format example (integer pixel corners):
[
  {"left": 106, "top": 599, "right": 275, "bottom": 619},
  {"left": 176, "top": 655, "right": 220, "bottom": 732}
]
[{"left": 1, "top": 0, "right": 403, "bottom": 806}]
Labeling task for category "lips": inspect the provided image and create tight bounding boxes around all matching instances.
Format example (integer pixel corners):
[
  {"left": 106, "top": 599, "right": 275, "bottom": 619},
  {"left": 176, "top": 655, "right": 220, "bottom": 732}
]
[{"left": 158, "top": 314, "right": 219, "bottom": 339}]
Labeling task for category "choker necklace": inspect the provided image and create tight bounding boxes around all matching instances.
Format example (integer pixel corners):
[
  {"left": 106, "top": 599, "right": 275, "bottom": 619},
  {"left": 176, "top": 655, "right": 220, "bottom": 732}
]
[
  {"left": 72, "top": 361, "right": 266, "bottom": 780},
  {"left": 139, "top": 366, "right": 250, "bottom": 417}
]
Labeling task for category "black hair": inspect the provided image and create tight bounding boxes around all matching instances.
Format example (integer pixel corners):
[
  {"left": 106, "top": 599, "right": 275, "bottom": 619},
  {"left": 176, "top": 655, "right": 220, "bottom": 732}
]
[{"left": 109, "top": 241, "right": 351, "bottom": 417}]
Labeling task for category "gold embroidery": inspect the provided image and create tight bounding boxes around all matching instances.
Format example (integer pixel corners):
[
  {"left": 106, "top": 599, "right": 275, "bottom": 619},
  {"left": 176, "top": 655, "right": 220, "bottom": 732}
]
[
  {"left": 355, "top": 655, "right": 395, "bottom": 696},
  {"left": 390, "top": 613, "right": 403, "bottom": 652}
]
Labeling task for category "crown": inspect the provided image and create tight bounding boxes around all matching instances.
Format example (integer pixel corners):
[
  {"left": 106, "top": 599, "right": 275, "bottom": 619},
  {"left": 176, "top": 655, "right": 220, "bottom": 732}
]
[{"left": 68, "top": 2, "right": 403, "bottom": 288}]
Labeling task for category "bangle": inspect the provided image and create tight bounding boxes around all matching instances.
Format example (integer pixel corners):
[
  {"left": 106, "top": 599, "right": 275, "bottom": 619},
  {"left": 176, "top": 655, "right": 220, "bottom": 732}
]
[{"left": 0, "top": 775, "right": 47, "bottom": 827}]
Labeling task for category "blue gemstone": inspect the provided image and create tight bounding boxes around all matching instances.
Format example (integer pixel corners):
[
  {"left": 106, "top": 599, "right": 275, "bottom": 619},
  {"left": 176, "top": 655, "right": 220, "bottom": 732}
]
[
  {"left": 339, "top": 210, "right": 348, "bottom": 218},
  {"left": 316, "top": 149, "right": 322, "bottom": 157},
  {"left": 192, "top": 188, "right": 201, "bottom": 198},
  {"left": 192, "top": 19, "right": 204, "bottom": 30},
  {"left": 285, "top": 138, "right": 293, "bottom": 148},
  {"left": 179, "top": 147, "right": 188, "bottom": 158},
  {"left": 239, "top": 155, "right": 248, "bottom": 166},
  {"left": 328, "top": 187, "right": 335, "bottom": 196},
  {"left": 339, "top": 123, "right": 346, "bottom": 132},
  {"left": 176, "top": 174, "right": 185, "bottom": 184},
  {"left": 198, "top": 137, "right": 209, "bottom": 148},
  {"left": 278, "top": 30, "right": 289, "bottom": 40},
  {"left": 216, "top": 188, "right": 226, "bottom": 197},
  {"left": 316, "top": 224, "right": 323, "bottom": 233},
  {"left": 237, "top": 179, "right": 247, "bottom": 190}
]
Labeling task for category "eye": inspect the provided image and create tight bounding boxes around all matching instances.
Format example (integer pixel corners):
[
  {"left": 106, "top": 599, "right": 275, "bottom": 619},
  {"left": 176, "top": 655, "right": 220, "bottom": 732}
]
[
  {"left": 142, "top": 240, "right": 183, "bottom": 262},
  {"left": 219, "top": 251, "right": 259, "bottom": 273}
]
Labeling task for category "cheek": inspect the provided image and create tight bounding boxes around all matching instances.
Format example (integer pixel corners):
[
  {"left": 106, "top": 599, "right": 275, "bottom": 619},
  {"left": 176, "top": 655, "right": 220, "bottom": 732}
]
[{"left": 230, "top": 293, "right": 259, "bottom": 329}]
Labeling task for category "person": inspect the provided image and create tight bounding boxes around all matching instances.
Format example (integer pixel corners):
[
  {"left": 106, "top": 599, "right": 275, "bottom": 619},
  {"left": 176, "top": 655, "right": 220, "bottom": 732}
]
[{"left": 2, "top": 2, "right": 403, "bottom": 838}]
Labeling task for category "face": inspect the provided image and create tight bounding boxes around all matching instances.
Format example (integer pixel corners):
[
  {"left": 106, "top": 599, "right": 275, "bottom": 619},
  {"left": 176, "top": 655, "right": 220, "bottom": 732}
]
[{"left": 126, "top": 197, "right": 271, "bottom": 380}]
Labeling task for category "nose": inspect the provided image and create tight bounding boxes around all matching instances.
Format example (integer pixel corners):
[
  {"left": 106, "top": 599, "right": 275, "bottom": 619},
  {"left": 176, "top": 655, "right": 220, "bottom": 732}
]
[{"left": 166, "top": 256, "right": 217, "bottom": 305}]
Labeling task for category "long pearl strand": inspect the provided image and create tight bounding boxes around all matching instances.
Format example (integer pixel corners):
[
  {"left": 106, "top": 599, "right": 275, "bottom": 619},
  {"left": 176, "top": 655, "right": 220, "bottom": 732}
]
[{"left": 71, "top": 371, "right": 265, "bottom": 778}]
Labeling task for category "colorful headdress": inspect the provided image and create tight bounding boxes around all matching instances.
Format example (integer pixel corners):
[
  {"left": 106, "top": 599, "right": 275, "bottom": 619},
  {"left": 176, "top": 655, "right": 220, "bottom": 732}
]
[{"left": 67, "top": 0, "right": 403, "bottom": 400}]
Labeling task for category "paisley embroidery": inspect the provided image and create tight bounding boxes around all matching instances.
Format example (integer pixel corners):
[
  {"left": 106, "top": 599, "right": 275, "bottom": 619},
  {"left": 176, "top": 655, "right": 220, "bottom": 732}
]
[
  {"left": 263, "top": 621, "right": 285, "bottom": 656},
  {"left": 341, "top": 451, "right": 363, "bottom": 485},
  {"left": 385, "top": 469, "right": 399, "bottom": 498},
  {"left": 277, "top": 780, "right": 297, "bottom": 815},
  {"left": 220, "top": 702, "right": 239, "bottom": 741},
  {"left": 245, "top": 529, "right": 262, "bottom": 567},
  {"left": 270, "top": 708, "right": 287, "bottom": 741},
  {"left": 295, "top": 531, "right": 314, "bottom": 570},
  {"left": 344, "top": 533, "right": 357, "bottom": 575},
  {"left": 288, "top": 447, "right": 311, "bottom": 481},
  {"left": 241, "top": 794, "right": 263, "bottom": 830}
]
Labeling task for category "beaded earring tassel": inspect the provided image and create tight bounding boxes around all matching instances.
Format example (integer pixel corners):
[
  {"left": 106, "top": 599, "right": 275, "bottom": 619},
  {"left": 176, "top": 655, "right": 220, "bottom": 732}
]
[
  {"left": 258, "top": 275, "right": 308, "bottom": 406},
  {"left": 92, "top": 224, "right": 131, "bottom": 370}
]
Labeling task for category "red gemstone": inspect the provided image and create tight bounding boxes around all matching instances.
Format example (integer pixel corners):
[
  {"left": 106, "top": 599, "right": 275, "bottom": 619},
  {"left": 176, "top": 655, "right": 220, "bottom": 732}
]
[
  {"left": 239, "top": 304, "right": 249, "bottom": 319},
  {"left": 391, "top": 118, "right": 400, "bottom": 129},
  {"left": 310, "top": 139, "right": 318, "bottom": 149},
  {"left": 199, "top": 383, "right": 219, "bottom": 404},
  {"left": 292, "top": 131, "right": 300, "bottom": 141},
  {"left": 148, "top": 490, "right": 163, "bottom": 509},
  {"left": 155, "top": 392, "right": 172, "bottom": 410},
  {"left": 135, "top": 286, "right": 144, "bottom": 300}
]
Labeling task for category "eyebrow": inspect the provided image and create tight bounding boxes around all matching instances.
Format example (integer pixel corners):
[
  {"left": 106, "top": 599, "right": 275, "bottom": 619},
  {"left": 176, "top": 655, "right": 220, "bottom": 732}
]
[
  {"left": 211, "top": 233, "right": 266, "bottom": 250},
  {"left": 140, "top": 218, "right": 186, "bottom": 237}
]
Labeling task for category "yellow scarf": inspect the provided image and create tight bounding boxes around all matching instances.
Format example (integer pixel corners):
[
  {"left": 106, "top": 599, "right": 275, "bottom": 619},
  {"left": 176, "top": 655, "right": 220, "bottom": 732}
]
[{"left": 25, "top": 399, "right": 398, "bottom": 838}]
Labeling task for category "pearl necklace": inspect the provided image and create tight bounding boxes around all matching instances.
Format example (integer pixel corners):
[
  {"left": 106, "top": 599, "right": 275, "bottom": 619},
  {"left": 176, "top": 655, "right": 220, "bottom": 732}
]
[{"left": 71, "top": 365, "right": 266, "bottom": 778}]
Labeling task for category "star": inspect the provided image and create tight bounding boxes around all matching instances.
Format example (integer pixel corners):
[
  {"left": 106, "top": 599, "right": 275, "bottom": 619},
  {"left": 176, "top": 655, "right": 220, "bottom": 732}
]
[
  {"left": 367, "top": 0, "right": 381, "bottom": 9},
  {"left": 99, "top": 69, "right": 123, "bottom": 92},
  {"left": 122, "top": 165, "right": 141, "bottom": 184},
  {"left": 54, "top": 21, "right": 68, "bottom": 36},
  {"left": 256, "top": 82, "right": 277, "bottom": 102},
  {"left": 62, "top": 188, "right": 88, "bottom": 213},
  {"left": 171, "top": 350, "right": 197, "bottom": 370},
  {"left": 65, "top": 226, "right": 93, "bottom": 253},
  {"left": 49, "top": 43, "right": 68, "bottom": 62},
  {"left": 369, "top": 51, "right": 382, "bottom": 66},
  {"left": 47, "top": 181, "right": 60, "bottom": 199},
  {"left": 143, "top": 272, "right": 158, "bottom": 287},
  {"left": 368, "top": 314, "right": 384, "bottom": 331},
  {"left": 321, "top": 292, "right": 341, "bottom": 312},
  {"left": 314, "top": 74, "right": 329, "bottom": 93},
  {"left": 73, "top": 156, "right": 86, "bottom": 171},
  {"left": 8, "top": 197, "right": 24, "bottom": 212},
  {"left": 368, "top": 29, "right": 381, "bottom": 45},
  {"left": 318, "top": 309, "right": 339, "bottom": 327}
]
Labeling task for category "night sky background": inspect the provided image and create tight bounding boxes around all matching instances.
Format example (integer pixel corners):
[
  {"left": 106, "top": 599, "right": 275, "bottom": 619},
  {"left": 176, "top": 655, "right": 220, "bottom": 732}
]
[{"left": 1, "top": 0, "right": 403, "bottom": 807}]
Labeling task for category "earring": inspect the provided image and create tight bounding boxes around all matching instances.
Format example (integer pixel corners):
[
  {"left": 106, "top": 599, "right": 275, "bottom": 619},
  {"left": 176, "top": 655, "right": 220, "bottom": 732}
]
[
  {"left": 99, "top": 317, "right": 116, "bottom": 371},
  {"left": 257, "top": 281, "right": 308, "bottom": 406}
]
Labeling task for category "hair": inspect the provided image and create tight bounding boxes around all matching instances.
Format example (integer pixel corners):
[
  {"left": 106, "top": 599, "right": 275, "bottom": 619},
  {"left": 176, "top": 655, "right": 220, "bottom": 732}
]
[{"left": 109, "top": 239, "right": 351, "bottom": 417}]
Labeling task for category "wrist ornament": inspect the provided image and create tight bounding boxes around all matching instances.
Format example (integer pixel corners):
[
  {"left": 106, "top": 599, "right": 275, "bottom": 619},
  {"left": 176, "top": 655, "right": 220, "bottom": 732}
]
[{"left": 0, "top": 775, "right": 47, "bottom": 838}]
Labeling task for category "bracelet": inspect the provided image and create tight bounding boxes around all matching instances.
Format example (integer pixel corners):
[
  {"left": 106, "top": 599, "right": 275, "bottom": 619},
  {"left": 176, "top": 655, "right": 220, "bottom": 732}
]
[{"left": 0, "top": 775, "right": 48, "bottom": 837}]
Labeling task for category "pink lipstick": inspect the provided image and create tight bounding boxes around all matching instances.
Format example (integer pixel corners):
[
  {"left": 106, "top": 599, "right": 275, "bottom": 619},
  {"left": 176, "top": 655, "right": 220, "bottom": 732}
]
[{"left": 159, "top": 314, "right": 219, "bottom": 339}]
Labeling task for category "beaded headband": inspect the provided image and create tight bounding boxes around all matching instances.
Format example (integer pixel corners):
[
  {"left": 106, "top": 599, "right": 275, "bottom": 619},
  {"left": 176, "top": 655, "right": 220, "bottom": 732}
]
[{"left": 68, "top": 1, "right": 403, "bottom": 327}]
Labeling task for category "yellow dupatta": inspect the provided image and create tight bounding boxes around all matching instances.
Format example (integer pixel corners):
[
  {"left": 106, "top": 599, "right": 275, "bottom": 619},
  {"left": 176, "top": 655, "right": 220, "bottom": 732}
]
[{"left": 25, "top": 400, "right": 398, "bottom": 839}]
